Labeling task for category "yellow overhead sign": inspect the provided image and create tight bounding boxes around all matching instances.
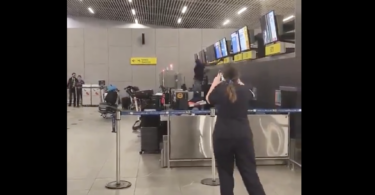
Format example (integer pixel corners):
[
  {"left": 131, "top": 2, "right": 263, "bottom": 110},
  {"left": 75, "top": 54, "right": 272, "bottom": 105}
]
[
  {"left": 242, "top": 51, "right": 253, "bottom": 60},
  {"left": 265, "top": 42, "right": 281, "bottom": 56},
  {"left": 233, "top": 54, "right": 243, "bottom": 62},
  {"left": 223, "top": 57, "right": 230, "bottom": 64},
  {"left": 130, "top": 57, "right": 157, "bottom": 65}
]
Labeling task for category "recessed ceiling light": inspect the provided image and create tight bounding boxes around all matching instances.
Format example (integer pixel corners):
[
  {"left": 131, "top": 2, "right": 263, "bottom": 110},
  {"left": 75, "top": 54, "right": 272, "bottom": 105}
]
[
  {"left": 283, "top": 15, "right": 295, "bottom": 22},
  {"left": 177, "top": 18, "right": 182, "bottom": 23},
  {"left": 237, "top": 7, "right": 247, "bottom": 15},
  {"left": 132, "top": 9, "right": 135, "bottom": 15},
  {"left": 223, "top": 19, "right": 230, "bottom": 25},
  {"left": 88, "top": 7, "right": 94, "bottom": 14},
  {"left": 181, "top": 6, "right": 187, "bottom": 13},
  {"left": 128, "top": 0, "right": 132, "bottom": 2},
  {"left": 135, "top": 19, "right": 138, "bottom": 24}
]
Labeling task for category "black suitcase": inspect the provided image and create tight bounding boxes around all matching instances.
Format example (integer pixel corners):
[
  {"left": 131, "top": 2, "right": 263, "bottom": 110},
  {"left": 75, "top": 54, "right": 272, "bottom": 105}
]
[{"left": 140, "top": 127, "right": 160, "bottom": 154}]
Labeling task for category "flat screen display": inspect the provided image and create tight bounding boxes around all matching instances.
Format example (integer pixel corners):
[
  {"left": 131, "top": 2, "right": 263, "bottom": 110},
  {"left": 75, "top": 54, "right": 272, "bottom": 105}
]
[
  {"left": 260, "top": 10, "right": 278, "bottom": 45},
  {"left": 238, "top": 26, "right": 250, "bottom": 51},
  {"left": 214, "top": 42, "right": 222, "bottom": 59},
  {"left": 205, "top": 45, "right": 216, "bottom": 62},
  {"left": 220, "top": 38, "right": 229, "bottom": 57},
  {"left": 200, "top": 50, "right": 206, "bottom": 63},
  {"left": 231, "top": 31, "right": 241, "bottom": 54}
]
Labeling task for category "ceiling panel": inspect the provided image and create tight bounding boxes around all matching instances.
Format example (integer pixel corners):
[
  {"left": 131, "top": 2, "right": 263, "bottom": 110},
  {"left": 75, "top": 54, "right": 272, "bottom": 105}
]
[{"left": 67, "top": 0, "right": 295, "bottom": 29}]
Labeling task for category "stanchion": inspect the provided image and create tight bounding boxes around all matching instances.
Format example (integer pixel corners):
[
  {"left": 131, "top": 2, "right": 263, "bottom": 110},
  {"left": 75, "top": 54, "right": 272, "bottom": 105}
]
[
  {"left": 201, "top": 108, "right": 220, "bottom": 186},
  {"left": 106, "top": 110, "right": 132, "bottom": 189}
]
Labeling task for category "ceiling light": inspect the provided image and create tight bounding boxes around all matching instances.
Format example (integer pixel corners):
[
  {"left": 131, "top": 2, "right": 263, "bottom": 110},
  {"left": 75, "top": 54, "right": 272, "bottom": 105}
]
[
  {"left": 237, "top": 7, "right": 247, "bottom": 15},
  {"left": 135, "top": 19, "right": 138, "bottom": 24},
  {"left": 223, "top": 19, "right": 230, "bottom": 25},
  {"left": 283, "top": 15, "right": 295, "bottom": 22},
  {"left": 132, "top": 9, "right": 135, "bottom": 15},
  {"left": 128, "top": 0, "right": 132, "bottom": 2},
  {"left": 88, "top": 7, "right": 94, "bottom": 14},
  {"left": 177, "top": 18, "right": 182, "bottom": 23},
  {"left": 181, "top": 6, "right": 187, "bottom": 13}
]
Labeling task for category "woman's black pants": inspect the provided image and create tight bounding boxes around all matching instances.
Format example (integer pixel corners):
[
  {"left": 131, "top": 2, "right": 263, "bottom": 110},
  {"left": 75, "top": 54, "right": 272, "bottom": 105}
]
[
  {"left": 213, "top": 137, "right": 266, "bottom": 195},
  {"left": 69, "top": 88, "right": 76, "bottom": 106},
  {"left": 76, "top": 88, "right": 82, "bottom": 106}
]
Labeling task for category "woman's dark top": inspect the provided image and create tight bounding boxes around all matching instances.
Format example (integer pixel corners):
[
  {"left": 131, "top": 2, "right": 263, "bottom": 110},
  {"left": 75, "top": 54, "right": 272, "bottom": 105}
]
[{"left": 208, "top": 82, "right": 252, "bottom": 139}]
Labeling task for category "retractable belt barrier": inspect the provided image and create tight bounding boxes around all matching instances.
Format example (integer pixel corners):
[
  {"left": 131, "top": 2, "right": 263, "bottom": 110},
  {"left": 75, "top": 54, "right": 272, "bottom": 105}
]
[
  {"left": 120, "top": 109, "right": 301, "bottom": 115},
  {"left": 106, "top": 108, "right": 301, "bottom": 190}
]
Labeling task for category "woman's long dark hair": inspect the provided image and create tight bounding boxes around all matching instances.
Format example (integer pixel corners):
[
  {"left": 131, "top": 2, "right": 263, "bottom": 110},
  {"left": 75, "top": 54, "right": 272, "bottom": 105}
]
[{"left": 222, "top": 65, "right": 239, "bottom": 103}]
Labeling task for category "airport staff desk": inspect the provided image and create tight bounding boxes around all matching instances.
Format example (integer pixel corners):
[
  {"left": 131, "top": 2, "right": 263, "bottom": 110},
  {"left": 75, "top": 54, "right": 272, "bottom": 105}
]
[{"left": 120, "top": 109, "right": 301, "bottom": 168}]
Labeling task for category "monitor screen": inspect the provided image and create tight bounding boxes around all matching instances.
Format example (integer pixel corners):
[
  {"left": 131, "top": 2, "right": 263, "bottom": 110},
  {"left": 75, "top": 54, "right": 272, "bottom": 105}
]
[
  {"left": 260, "top": 10, "right": 279, "bottom": 45},
  {"left": 231, "top": 31, "right": 241, "bottom": 54},
  {"left": 238, "top": 26, "right": 251, "bottom": 51},
  {"left": 200, "top": 50, "right": 207, "bottom": 63},
  {"left": 220, "top": 38, "right": 229, "bottom": 57},
  {"left": 214, "top": 42, "right": 222, "bottom": 59},
  {"left": 205, "top": 45, "right": 216, "bottom": 62}
]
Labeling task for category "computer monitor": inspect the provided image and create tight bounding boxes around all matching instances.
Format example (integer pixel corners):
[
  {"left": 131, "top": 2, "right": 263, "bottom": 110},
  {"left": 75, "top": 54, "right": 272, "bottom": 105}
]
[
  {"left": 214, "top": 41, "right": 222, "bottom": 59},
  {"left": 200, "top": 50, "right": 207, "bottom": 63},
  {"left": 205, "top": 45, "right": 216, "bottom": 62},
  {"left": 238, "top": 26, "right": 251, "bottom": 52},
  {"left": 231, "top": 31, "right": 241, "bottom": 54},
  {"left": 260, "top": 10, "right": 279, "bottom": 45},
  {"left": 219, "top": 38, "right": 229, "bottom": 58}
]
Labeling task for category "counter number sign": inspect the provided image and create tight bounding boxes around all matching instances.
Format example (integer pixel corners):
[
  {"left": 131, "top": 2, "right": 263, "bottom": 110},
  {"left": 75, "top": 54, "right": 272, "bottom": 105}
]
[{"left": 176, "top": 93, "right": 183, "bottom": 99}]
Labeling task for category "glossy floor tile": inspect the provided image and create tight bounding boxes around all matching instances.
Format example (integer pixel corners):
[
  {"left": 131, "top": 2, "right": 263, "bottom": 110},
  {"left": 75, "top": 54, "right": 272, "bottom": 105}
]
[{"left": 68, "top": 107, "right": 301, "bottom": 195}]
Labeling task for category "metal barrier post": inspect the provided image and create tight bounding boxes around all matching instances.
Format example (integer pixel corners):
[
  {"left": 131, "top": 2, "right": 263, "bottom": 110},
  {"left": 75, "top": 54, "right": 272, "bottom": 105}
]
[
  {"left": 201, "top": 108, "right": 220, "bottom": 186},
  {"left": 106, "top": 110, "right": 132, "bottom": 189}
]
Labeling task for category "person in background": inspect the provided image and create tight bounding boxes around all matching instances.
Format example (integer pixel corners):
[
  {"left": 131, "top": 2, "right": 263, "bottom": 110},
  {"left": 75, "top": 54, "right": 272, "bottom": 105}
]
[
  {"left": 206, "top": 65, "right": 266, "bottom": 195},
  {"left": 193, "top": 59, "right": 205, "bottom": 91},
  {"left": 75, "top": 75, "right": 85, "bottom": 107},
  {"left": 67, "top": 73, "right": 79, "bottom": 107}
]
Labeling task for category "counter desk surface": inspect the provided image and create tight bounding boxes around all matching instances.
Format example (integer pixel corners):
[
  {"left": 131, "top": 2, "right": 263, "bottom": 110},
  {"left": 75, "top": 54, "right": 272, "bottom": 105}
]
[{"left": 168, "top": 115, "right": 289, "bottom": 160}]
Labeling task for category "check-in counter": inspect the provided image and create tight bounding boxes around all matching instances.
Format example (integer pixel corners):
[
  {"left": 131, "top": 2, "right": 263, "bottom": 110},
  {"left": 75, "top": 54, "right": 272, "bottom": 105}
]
[{"left": 168, "top": 115, "right": 289, "bottom": 165}]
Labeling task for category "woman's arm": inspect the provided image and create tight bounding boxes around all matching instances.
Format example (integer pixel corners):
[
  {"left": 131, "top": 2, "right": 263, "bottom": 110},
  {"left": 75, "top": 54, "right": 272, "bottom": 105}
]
[
  {"left": 206, "top": 74, "right": 222, "bottom": 104},
  {"left": 206, "top": 85, "right": 216, "bottom": 104}
]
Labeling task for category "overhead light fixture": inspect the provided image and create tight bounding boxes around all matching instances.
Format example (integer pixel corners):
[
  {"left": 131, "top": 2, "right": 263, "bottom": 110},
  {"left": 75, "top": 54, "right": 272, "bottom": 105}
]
[
  {"left": 128, "top": 0, "right": 132, "bottom": 2},
  {"left": 177, "top": 18, "right": 182, "bottom": 23},
  {"left": 88, "top": 7, "right": 94, "bottom": 14},
  {"left": 283, "top": 15, "right": 295, "bottom": 22},
  {"left": 181, "top": 6, "right": 187, "bottom": 13},
  {"left": 135, "top": 19, "right": 138, "bottom": 24},
  {"left": 223, "top": 19, "right": 230, "bottom": 25},
  {"left": 237, "top": 7, "right": 247, "bottom": 15},
  {"left": 132, "top": 9, "right": 135, "bottom": 15}
]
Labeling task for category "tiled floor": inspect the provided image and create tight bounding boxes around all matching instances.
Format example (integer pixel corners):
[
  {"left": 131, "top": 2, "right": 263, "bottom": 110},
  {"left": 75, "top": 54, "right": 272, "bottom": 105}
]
[{"left": 68, "top": 107, "right": 301, "bottom": 195}]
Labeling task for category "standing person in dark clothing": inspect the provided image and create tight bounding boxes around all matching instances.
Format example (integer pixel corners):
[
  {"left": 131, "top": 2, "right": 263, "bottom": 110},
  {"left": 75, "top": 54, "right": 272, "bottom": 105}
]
[
  {"left": 206, "top": 65, "right": 266, "bottom": 195},
  {"left": 67, "top": 73, "right": 79, "bottom": 107},
  {"left": 193, "top": 59, "right": 205, "bottom": 91},
  {"left": 75, "top": 75, "right": 85, "bottom": 107}
]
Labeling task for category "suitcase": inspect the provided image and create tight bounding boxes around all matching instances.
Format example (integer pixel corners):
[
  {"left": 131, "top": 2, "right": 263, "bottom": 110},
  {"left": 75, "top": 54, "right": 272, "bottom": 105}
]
[
  {"left": 140, "top": 127, "right": 160, "bottom": 154},
  {"left": 134, "top": 90, "right": 154, "bottom": 99}
]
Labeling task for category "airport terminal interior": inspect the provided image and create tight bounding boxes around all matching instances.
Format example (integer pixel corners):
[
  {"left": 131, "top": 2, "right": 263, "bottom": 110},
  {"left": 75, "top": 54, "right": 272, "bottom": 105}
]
[
  {"left": 68, "top": 107, "right": 301, "bottom": 195},
  {"left": 67, "top": 0, "right": 301, "bottom": 194}
]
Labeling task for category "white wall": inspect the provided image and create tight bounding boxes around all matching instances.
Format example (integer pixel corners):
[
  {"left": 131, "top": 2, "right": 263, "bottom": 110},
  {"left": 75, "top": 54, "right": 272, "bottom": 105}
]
[{"left": 67, "top": 16, "right": 173, "bottom": 29}]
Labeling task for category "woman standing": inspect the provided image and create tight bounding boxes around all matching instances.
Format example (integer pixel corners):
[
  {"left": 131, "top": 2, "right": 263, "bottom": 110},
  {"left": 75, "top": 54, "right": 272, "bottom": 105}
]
[{"left": 206, "top": 65, "right": 266, "bottom": 195}]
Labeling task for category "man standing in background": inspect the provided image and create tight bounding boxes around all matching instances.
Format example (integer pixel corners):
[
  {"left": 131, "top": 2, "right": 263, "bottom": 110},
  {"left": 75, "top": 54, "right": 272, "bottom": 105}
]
[
  {"left": 75, "top": 75, "right": 85, "bottom": 107},
  {"left": 193, "top": 59, "right": 205, "bottom": 91},
  {"left": 67, "top": 73, "right": 79, "bottom": 107}
]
